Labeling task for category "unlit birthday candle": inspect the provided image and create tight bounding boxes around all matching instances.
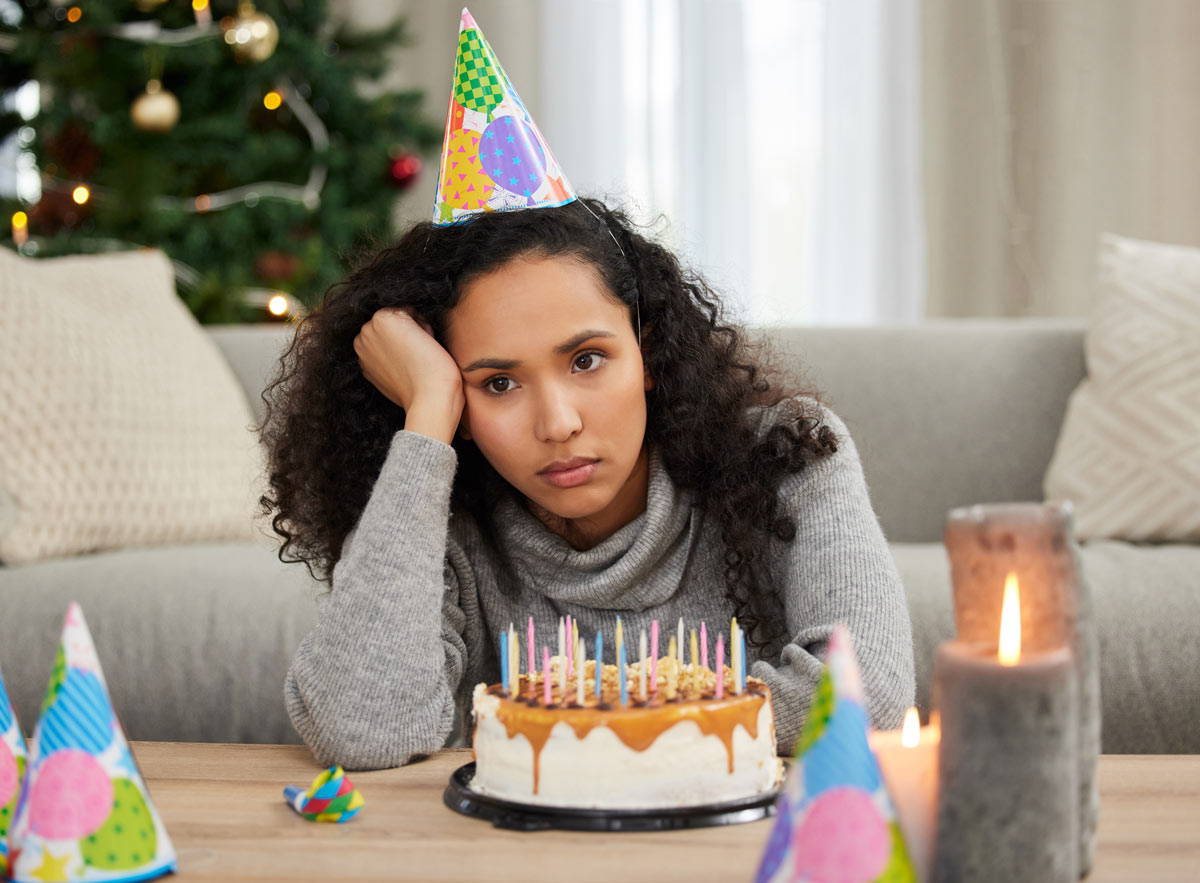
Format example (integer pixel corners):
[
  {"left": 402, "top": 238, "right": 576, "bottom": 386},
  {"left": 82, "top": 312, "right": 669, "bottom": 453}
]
[
  {"left": 575, "top": 634, "right": 585, "bottom": 706},
  {"left": 594, "top": 631, "right": 603, "bottom": 701},
  {"left": 616, "top": 615, "right": 624, "bottom": 653},
  {"left": 558, "top": 619, "right": 567, "bottom": 694},
  {"left": 734, "top": 628, "right": 744, "bottom": 695},
  {"left": 500, "top": 630, "right": 509, "bottom": 695},
  {"left": 565, "top": 615, "right": 574, "bottom": 678},
  {"left": 701, "top": 621, "right": 708, "bottom": 669},
  {"left": 527, "top": 618, "right": 535, "bottom": 696},
  {"left": 715, "top": 634, "right": 725, "bottom": 699},
  {"left": 677, "top": 618, "right": 684, "bottom": 662},
  {"left": 690, "top": 629, "right": 699, "bottom": 668},
  {"left": 650, "top": 620, "right": 660, "bottom": 692},
  {"left": 639, "top": 629, "right": 648, "bottom": 701},
  {"left": 572, "top": 619, "right": 579, "bottom": 673},
  {"left": 543, "top": 646, "right": 552, "bottom": 706},
  {"left": 667, "top": 635, "right": 677, "bottom": 664},
  {"left": 619, "top": 639, "right": 628, "bottom": 707}
]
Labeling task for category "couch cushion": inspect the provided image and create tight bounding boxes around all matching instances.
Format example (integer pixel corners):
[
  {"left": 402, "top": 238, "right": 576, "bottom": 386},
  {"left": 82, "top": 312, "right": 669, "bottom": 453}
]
[
  {"left": 1044, "top": 233, "right": 1200, "bottom": 542},
  {"left": 0, "top": 543, "right": 320, "bottom": 744},
  {"left": 893, "top": 539, "right": 1200, "bottom": 753},
  {"left": 0, "top": 248, "right": 268, "bottom": 565}
]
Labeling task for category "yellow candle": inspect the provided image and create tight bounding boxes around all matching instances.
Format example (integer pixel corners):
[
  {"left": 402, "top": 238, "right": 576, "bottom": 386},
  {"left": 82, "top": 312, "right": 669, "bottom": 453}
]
[
  {"left": 667, "top": 635, "right": 677, "bottom": 663},
  {"left": 639, "top": 629, "right": 647, "bottom": 701},
  {"left": 575, "top": 635, "right": 585, "bottom": 705},
  {"left": 690, "top": 629, "right": 699, "bottom": 668}
]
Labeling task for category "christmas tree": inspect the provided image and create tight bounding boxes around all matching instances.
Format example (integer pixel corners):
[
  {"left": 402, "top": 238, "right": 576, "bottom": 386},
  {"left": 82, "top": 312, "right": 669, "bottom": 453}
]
[{"left": 0, "top": 0, "right": 439, "bottom": 322}]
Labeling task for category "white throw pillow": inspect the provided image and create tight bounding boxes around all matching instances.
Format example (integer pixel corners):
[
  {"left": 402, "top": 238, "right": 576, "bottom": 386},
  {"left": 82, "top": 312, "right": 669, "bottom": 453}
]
[
  {"left": 0, "top": 247, "right": 268, "bottom": 565},
  {"left": 1043, "top": 233, "right": 1200, "bottom": 542}
]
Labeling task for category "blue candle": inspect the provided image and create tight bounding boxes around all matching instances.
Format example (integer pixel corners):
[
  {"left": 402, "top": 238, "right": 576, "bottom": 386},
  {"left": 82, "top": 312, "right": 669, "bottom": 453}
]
[
  {"left": 595, "top": 630, "right": 603, "bottom": 700},
  {"left": 500, "top": 629, "right": 509, "bottom": 694},
  {"left": 619, "top": 639, "right": 628, "bottom": 706},
  {"left": 739, "top": 630, "right": 748, "bottom": 692}
]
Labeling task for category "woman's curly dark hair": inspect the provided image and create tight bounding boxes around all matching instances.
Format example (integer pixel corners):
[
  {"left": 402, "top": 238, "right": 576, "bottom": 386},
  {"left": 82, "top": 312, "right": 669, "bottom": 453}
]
[{"left": 258, "top": 197, "right": 839, "bottom": 656}]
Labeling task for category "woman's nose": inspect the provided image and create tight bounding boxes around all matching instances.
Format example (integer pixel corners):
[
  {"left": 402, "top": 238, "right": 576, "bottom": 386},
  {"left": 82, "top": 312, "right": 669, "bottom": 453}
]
[{"left": 534, "top": 383, "right": 583, "bottom": 442}]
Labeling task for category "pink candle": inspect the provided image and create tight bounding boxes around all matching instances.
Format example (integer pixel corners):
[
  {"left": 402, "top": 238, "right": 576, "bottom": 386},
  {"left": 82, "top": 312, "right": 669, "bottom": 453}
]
[
  {"left": 565, "top": 615, "right": 574, "bottom": 678},
  {"left": 715, "top": 634, "right": 725, "bottom": 699},
  {"left": 527, "top": 617, "right": 535, "bottom": 696},
  {"left": 701, "top": 622, "right": 708, "bottom": 669},
  {"left": 650, "top": 619, "right": 660, "bottom": 693},
  {"left": 543, "top": 646, "right": 552, "bottom": 706}
]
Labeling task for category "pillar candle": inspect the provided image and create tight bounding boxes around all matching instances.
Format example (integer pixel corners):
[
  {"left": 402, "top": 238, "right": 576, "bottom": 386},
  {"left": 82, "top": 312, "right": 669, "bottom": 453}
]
[
  {"left": 933, "top": 641, "right": 1078, "bottom": 882},
  {"left": 870, "top": 708, "right": 939, "bottom": 882},
  {"left": 945, "top": 502, "right": 1100, "bottom": 873}
]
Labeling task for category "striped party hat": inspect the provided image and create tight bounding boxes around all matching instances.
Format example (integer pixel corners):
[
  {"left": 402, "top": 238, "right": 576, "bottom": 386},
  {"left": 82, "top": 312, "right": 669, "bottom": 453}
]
[
  {"left": 7, "top": 603, "right": 177, "bottom": 883},
  {"left": 432, "top": 7, "right": 575, "bottom": 225},
  {"left": 1, "top": 661, "right": 29, "bottom": 878}
]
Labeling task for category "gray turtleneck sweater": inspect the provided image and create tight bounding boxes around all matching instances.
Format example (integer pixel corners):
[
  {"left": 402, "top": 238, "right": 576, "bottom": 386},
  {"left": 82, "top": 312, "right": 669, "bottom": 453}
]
[{"left": 284, "top": 404, "right": 915, "bottom": 771}]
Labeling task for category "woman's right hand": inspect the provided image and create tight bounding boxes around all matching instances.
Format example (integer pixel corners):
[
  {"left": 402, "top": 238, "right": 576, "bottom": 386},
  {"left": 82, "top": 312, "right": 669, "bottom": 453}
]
[{"left": 354, "top": 308, "right": 465, "bottom": 443}]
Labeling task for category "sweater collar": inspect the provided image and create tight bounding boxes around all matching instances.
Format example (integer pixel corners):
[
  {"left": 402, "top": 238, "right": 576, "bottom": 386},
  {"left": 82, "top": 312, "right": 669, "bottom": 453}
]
[{"left": 492, "top": 447, "right": 704, "bottom": 610}]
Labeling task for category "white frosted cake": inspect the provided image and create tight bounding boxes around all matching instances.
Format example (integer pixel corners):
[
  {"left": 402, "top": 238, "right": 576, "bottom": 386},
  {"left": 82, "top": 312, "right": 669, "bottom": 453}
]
[{"left": 470, "top": 656, "right": 783, "bottom": 809}]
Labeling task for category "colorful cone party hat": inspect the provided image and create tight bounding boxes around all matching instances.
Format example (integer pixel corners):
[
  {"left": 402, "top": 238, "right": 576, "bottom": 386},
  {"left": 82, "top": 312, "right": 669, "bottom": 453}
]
[
  {"left": 1, "top": 662, "right": 30, "bottom": 878},
  {"left": 8, "top": 603, "right": 176, "bottom": 883},
  {"left": 432, "top": 8, "right": 575, "bottom": 225},
  {"left": 754, "top": 626, "right": 917, "bottom": 883}
]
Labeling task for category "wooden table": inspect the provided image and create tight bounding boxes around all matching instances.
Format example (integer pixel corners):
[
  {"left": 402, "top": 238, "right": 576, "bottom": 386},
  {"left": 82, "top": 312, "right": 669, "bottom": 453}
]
[{"left": 134, "top": 743, "right": 1200, "bottom": 882}]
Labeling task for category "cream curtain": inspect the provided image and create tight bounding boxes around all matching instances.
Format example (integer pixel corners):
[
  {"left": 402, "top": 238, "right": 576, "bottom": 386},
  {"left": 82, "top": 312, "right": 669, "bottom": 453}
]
[{"left": 923, "top": 0, "right": 1200, "bottom": 318}]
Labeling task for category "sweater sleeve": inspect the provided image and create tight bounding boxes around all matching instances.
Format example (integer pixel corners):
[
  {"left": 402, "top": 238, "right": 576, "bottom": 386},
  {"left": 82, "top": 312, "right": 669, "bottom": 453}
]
[
  {"left": 754, "top": 404, "right": 915, "bottom": 756},
  {"left": 284, "top": 430, "right": 469, "bottom": 770}
]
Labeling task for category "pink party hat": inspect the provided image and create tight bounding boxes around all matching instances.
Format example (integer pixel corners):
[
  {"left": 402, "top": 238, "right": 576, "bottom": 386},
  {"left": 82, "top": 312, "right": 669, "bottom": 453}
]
[
  {"left": 7, "top": 603, "right": 176, "bottom": 883},
  {"left": 1, "top": 662, "right": 29, "bottom": 878},
  {"left": 432, "top": 7, "right": 575, "bottom": 225},
  {"left": 754, "top": 626, "right": 917, "bottom": 883}
]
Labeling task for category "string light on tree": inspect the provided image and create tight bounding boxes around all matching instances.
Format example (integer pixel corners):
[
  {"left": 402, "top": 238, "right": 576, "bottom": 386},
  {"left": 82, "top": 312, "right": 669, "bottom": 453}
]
[
  {"left": 224, "top": 1, "right": 279, "bottom": 64},
  {"left": 131, "top": 79, "right": 180, "bottom": 133},
  {"left": 71, "top": 186, "right": 90, "bottom": 205}
]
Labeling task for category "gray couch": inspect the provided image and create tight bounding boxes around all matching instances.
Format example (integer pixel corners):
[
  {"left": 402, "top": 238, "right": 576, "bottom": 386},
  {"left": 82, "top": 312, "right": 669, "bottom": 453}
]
[{"left": 2, "top": 320, "right": 1197, "bottom": 753}]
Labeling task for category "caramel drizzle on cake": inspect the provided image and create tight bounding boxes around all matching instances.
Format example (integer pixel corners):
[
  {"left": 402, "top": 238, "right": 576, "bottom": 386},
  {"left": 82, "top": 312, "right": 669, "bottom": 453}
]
[{"left": 479, "top": 660, "right": 771, "bottom": 794}]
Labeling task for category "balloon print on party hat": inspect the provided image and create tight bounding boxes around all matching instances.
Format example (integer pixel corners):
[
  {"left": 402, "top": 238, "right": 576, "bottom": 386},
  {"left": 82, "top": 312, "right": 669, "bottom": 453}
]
[
  {"left": 754, "top": 626, "right": 917, "bottom": 883},
  {"left": 432, "top": 7, "right": 575, "bottom": 225},
  {"left": 8, "top": 603, "right": 177, "bottom": 883},
  {"left": 1, "top": 661, "right": 30, "bottom": 879}
]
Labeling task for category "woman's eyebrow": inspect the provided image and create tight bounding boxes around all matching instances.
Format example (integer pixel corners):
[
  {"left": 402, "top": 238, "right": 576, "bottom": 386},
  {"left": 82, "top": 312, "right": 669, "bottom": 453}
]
[{"left": 460, "top": 330, "right": 617, "bottom": 373}]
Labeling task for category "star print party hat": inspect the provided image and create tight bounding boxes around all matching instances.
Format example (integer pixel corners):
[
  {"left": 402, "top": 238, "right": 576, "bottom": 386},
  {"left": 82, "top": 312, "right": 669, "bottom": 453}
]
[
  {"left": 7, "top": 603, "right": 176, "bottom": 883},
  {"left": 432, "top": 7, "right": 575, "bottom": 225},
  {"left": 754, "top": 626, "right": 917, "bottom": 883},
  {"left": 1, "top": 662, "right": 29, "bottom": 879}
]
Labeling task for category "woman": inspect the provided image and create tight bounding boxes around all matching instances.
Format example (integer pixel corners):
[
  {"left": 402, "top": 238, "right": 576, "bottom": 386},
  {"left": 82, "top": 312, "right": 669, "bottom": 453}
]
[{"left": 260, "top": 197, "right": 914, "bottom": 770}]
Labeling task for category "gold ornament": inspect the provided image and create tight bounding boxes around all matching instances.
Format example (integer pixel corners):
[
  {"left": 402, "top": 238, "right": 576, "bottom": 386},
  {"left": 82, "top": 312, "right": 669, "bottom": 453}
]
[
  {"left": 131, "top": 80, "right": 180, "bottom": 133},
  {"left": 224, "top": 3, "right": 279, "bottom": 64}
]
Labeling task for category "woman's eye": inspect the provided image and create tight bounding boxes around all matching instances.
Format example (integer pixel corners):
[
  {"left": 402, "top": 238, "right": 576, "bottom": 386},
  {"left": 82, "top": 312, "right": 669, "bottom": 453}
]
[
  {"left": 574, "top": 351, "right": 605, "bottom": 372},
  {"left": 484, "top": 377, "right": 514, "bottom": 395}
]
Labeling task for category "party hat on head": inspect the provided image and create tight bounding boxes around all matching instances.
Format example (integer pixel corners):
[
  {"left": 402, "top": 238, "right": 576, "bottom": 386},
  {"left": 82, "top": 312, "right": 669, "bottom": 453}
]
[
  {"left": 754, "top": 626, "right": 916, "bottom": 883},
  {"left": 432, "top": 7, "right": 575, "bottom": 225},
  {"left": 8, "top": 603, "right": 176, "bottom": 883},
  {"left": 1, "top": 662, "right": 29, "bottom": 878}
]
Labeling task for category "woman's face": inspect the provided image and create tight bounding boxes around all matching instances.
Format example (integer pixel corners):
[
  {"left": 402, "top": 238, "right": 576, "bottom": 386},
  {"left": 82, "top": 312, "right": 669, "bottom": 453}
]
[{"left": 445, "top": 254, "right": 652, "bottom": 542}]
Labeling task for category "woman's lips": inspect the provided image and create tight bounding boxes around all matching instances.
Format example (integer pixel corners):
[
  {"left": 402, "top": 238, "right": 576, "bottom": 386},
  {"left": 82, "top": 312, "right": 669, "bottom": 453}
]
[{"left": 539, "top": 460, "right": 598, "bottom": 488}]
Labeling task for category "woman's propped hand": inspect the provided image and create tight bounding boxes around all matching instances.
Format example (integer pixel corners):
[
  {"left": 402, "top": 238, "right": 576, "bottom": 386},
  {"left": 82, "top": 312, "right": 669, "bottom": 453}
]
[{"left": 354, "top": 308, "right": 465, "bottom": 444}]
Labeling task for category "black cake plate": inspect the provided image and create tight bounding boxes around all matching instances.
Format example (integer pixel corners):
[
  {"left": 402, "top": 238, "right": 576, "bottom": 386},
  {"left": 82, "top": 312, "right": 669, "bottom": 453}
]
[{"left": 444, "top": 762, "right": 783, "bottom": 832}]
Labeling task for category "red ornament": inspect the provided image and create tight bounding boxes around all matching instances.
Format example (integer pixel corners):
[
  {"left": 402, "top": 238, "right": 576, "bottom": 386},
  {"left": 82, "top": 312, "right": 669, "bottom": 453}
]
[{"left": 387, "top": 153, "right": 422, "bottom": 190}]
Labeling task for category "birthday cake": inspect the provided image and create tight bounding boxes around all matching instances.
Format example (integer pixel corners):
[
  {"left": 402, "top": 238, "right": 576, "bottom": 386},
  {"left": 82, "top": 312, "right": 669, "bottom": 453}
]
[{"left": 470, "top": 655, "right": 783, "bottom": 810}]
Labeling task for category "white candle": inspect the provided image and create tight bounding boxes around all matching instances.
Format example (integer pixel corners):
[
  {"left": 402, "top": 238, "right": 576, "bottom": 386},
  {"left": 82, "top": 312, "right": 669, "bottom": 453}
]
[
  {"left": 639, "top": 629, "right": 647, "bottom": 701},
  {"left": 677, "top": 618, "right": 684, "bottom": 664},
  {"left": 870, "top": 707, "right": 940, "bottom": 883}
]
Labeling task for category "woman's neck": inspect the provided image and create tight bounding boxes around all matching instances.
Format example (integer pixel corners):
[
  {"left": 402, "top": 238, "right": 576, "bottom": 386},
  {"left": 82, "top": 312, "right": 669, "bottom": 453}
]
[{"left": 525, "top": 444, "right": 651, "bottom": 551}]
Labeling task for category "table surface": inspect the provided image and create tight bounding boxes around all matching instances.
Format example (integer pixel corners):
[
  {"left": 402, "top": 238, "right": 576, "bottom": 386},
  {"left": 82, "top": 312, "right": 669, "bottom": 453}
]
[{"left": 131, "top": 743, "right": 1200, "bottom": 882}]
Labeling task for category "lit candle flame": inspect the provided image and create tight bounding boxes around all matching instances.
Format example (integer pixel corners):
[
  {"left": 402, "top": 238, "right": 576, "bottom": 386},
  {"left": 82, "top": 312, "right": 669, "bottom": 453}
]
[
  {"left": 901, "top": 707, "right": 921, "bottom": 747},
  {"left": 998, "top": 572, "right": 1021, "bottom": 666}
]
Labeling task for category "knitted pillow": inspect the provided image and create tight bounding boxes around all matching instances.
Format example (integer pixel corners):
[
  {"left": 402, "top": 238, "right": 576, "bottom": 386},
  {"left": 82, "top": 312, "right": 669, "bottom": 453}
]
[
  {"left": 1043, "top": 233, "right": 1200, "bottom": 542},
  {"left": 0, "top": 247, "right": 267, "bottom": 565}
]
